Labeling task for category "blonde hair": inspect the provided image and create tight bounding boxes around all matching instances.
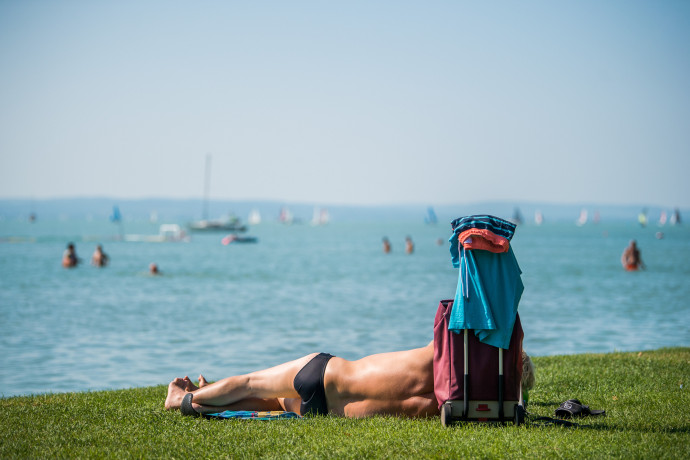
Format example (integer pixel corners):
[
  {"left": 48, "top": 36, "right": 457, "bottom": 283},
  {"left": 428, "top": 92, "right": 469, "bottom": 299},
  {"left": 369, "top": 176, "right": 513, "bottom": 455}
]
[{"left": 521, "top": 350, "right": 536, "bottom": 391}]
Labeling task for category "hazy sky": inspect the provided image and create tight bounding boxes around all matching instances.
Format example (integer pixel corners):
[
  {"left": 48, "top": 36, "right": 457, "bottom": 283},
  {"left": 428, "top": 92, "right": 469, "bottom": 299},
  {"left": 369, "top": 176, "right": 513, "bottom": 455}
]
[{"left": 1, "top": 1, "right": 689, "bottom": 207}]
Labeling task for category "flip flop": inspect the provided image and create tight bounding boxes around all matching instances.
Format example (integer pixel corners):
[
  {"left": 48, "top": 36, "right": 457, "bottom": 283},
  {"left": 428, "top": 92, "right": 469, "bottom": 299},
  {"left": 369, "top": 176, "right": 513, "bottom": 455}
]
[
  {"left": 555, "top": 399, "right": 606, "bottom": 418},
  {"left": 180, "top": 393, "right": 200, "bottom": 417}
]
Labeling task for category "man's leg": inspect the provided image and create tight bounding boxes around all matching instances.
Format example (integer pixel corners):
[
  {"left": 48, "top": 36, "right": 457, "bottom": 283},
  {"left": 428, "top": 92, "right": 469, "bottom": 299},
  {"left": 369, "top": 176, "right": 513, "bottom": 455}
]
[{"left": 165, "top": 353, "right": 318, "bottom": 411}]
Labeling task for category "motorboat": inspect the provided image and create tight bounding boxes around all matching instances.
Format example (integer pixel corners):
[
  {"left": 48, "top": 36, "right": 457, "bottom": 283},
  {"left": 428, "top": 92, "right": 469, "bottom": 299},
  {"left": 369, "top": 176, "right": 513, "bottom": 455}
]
[
  {"left": 222, "top": 234, "right": 258, "bottom": 244},
  {"left": 188, "top": 216, "right": 247, "bottom": 232},
  {"left": 125, "top": 224, "right": 190, "bottom": 243}
]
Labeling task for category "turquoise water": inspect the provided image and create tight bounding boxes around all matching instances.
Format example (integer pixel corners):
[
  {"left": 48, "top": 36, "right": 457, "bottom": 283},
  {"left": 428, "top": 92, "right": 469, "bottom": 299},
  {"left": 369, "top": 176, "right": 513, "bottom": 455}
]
[{"left": 1, "top": 218, "right": 689, "bottom": 397}]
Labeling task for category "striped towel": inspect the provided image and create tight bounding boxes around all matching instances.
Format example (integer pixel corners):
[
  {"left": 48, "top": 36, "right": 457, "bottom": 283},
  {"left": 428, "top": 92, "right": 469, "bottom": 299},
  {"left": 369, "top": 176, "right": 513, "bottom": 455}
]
[
  {"left": 449, "top": 215, "right": 516, "bottom": 268},
  {"left": 206, "top": 410, "right": 301, "bottom": 420}
]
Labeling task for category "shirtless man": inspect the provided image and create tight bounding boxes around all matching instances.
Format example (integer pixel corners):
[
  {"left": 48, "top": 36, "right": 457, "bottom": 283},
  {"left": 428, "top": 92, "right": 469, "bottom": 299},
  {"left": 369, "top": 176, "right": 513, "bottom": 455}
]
[
  {"left": 405, "top": 236, "right": 414, "bottom": 255},
  {"left": 166, "top": 342, "right": 536, "bottom": 418},
  {"left": 382, "top": 237, "right": 391, "bottom": 254},
  {"left": 165, "top": 341, "right": 439, "bottom": 418},
  {"left": 621, "top": 240, "right": 644, "bottom": 271},
  {"left": 62, "top": 243, "right": 80, "bottom": 268},
  {"left": 91, "top": 245, "right": 108, "bottom": 267}
]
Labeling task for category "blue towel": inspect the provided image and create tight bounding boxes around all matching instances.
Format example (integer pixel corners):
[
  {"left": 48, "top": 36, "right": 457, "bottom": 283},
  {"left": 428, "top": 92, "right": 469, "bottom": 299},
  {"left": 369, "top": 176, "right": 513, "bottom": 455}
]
[
  {"left": 448, "top": 240, "right": 523, "bottom": 349},
  {"left": 206, "top": 410, "right": 301, "bottom": 420}
]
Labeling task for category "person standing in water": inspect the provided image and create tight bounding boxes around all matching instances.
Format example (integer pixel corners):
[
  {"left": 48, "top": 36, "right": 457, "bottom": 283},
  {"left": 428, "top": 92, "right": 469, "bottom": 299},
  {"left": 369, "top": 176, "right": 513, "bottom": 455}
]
[
  {"left": 62, "top": 243, "right": 80, "bottom": 268},
  {"left": 621, "top": 240, "right": 645, "bottom": 271},
  {"left": 91, "top": 245, "right": 109, "bottom": 267},
  {"left": 405, "top": 236, "right": 414, "bottom": 254},
  {"left": 382, "top": 237, "right": 391, "bottom": 254}
]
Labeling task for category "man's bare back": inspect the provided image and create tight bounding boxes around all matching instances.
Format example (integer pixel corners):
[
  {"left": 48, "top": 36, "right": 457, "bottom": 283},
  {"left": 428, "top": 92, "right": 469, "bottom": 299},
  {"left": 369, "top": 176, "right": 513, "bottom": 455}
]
[{"left": 324, "top": 342, "right": 437, "bottom": 417}]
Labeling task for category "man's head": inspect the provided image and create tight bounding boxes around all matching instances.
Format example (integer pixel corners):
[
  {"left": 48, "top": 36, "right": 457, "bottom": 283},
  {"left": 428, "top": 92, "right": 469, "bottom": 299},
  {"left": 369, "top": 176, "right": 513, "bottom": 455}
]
[{"left": 521, "top": 350, "right": 536, "bottom": 391}]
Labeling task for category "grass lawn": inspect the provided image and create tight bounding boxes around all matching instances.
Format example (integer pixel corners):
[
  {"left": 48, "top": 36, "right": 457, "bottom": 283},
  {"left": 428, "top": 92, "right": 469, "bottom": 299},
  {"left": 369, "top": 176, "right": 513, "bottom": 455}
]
[{"left": 2, "top": 348, "right": 688, "bottom": 459}]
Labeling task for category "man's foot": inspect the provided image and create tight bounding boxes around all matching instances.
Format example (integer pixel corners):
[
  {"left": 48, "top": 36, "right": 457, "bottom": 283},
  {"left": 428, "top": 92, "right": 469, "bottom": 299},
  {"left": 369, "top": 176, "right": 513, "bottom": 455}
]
[
  {"left": 165, "top": 378, "right": 190, "bottom": 410},
  {"left": 199, "top": 374, "right": 209, "bottom": 388},
  {"left": 183, "top": 376, "right": 199, "bottom": 391}
]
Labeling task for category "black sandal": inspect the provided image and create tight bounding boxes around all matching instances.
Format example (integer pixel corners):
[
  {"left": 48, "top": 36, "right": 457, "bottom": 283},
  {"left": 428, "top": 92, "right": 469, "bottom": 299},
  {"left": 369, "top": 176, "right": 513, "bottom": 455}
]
[
  {"left": 555, "top": 399, "right": 605, "bottom": 418},
  {"left": 180, "top": 393, "right": 200, "bottom": 417}
]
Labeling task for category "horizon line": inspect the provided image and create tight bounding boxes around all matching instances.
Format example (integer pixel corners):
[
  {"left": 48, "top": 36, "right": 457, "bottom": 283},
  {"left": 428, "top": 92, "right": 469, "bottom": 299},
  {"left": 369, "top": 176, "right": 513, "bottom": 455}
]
[{"left": 0, "top": 195, "right": 686, "bottom": 210}]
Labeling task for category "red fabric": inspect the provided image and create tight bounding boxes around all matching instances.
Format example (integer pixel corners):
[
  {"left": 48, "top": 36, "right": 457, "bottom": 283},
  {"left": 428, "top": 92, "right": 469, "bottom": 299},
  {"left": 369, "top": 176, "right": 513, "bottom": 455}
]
[
  {"left": 433, "top": 299, "right": 523, "bottom": 408},
  {"left": 457, "top": 229, "right": 510, "bottom": 253}
]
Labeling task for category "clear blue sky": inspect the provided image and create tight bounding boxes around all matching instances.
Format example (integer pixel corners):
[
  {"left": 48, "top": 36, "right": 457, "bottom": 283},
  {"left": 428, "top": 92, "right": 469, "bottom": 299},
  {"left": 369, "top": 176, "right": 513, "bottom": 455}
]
[{"left": 1, "top": 1, "right": 689, "bottom": 207}]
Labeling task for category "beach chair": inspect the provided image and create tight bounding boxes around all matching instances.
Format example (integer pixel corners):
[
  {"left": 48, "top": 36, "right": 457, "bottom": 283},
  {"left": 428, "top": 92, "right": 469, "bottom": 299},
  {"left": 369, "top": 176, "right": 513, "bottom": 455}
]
[{"left": 433, "top": 299, "right": 526, "bottom": 426}]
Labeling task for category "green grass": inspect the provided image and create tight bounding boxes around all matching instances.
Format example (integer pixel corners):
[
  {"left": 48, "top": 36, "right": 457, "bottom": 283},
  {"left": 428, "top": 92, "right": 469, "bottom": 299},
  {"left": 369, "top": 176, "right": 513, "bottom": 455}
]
[{"left": 2, "top": 348, "right": 689, "bottom": 459}]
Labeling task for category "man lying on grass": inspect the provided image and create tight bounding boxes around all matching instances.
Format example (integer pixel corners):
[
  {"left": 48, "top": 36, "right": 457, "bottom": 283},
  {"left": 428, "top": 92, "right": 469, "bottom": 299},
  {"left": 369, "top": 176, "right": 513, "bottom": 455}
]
[{"left": 165, "top": 342, "right": 535, "bottom": 418}]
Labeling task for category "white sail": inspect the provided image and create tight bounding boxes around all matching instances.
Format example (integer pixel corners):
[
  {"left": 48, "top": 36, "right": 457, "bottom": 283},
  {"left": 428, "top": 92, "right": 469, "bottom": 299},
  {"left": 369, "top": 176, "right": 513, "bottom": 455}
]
[
  {"left": 311, "top": 207, "right": 330, "bottom": 226},
  {"left": 280, "top": 207, "right": 293, "bottom": 225},
  {"left": 248, "top": 209, "right": 262, "bottom": 225},
  {"left": 659, "top": 211, "right": 667, "bottom": 226}
]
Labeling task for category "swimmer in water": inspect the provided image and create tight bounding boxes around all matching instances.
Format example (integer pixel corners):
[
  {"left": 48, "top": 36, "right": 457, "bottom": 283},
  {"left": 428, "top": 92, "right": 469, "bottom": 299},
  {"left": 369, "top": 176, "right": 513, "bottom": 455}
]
[
  {"left": 382, "top": 237, "right": 391, "bottom": 254},
  {"left": 62, "top": 243, "right": 80, "bottom": 268},
  {"left": 621, "top": 240, "right": 645, "bottom": 271},
  {"left": 405, "top": 236, "right": 414, "bottom": 254},
  {"left": 91, "top": 245, "right": 109, "bottom": 267}
]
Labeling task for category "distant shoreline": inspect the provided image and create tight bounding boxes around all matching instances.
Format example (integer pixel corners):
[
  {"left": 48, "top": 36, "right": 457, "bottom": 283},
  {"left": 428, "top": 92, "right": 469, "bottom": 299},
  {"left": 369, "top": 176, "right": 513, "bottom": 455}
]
[{"left": 1, "top": 197, "right": 685, "bottom": 224}]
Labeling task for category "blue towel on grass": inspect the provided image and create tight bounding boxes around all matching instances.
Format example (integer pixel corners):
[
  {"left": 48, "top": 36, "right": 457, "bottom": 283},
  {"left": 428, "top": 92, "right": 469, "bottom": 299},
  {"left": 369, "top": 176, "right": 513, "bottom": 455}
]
[{"left": 206, "top": 410, "right": 301, "bottom": 420}]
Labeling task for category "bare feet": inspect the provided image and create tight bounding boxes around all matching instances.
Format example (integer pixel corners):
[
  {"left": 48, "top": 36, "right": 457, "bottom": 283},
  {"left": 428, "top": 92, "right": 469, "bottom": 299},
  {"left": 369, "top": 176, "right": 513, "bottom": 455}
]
[
  {"left": 164, "top": 377, "right": 189, "bottom": 410},
  {"left": 183, "top": 376, "right": 198, "bottom": 391},
  {"left": 165, "top": 375, "right": 210, "bottom": 410}
]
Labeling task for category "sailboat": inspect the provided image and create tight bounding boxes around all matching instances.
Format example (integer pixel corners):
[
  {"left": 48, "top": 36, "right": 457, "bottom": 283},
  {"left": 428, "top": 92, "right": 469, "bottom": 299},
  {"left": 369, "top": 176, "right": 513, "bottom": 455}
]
[
  {"left": 576, "top": 208, "right": 588, "bottom": 226},
  {"left": 425, "top": 207, "right": 438, "bottom": 225},
  {"left": 511, "top": 207, "right": 523, "bottom": 226},
  {"left": 311, "top": 207, "right": 330, "bottom": 226},
  {"left": 188, "top": 155, "right": 247, "bottom": 232},
  {"left": 659, "top": 211, "right": 667, "bottom": 226},
  {"left": 110, "top": 205, "right": 122, "bottom": 223},
  {"left": 279, "top": 207, "right": 294, "bottom": 225},
  {"left": 248, "top": 209, "right": 262, "bottom": 225},
  {"left": 534, "top": 210, "right": 543, "bottom": 226},
  {"left": 110, "top": 205, "right": 124, "bottom": 239}
]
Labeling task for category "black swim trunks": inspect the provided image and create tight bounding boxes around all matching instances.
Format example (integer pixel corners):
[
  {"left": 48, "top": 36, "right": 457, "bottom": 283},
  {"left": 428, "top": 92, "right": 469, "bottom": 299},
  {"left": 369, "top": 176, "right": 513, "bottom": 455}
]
[{"left": 293, "top": 352, "right": 334, "bottom": 416}]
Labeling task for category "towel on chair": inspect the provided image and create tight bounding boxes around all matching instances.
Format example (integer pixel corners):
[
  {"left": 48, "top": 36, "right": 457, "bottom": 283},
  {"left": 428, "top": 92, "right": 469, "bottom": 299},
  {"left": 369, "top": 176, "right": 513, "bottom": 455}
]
[
  {"left": 448, "top": 215, "right": 522, "bottom": 349},
  {"left": 449, "top": 247, "right": 523, "bottom": 349}
]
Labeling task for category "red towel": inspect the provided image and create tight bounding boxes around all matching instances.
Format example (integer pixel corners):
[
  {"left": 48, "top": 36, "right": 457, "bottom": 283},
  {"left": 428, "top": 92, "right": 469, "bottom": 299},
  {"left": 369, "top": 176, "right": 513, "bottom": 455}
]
[{"left": 457, "top": 229, "right": 510, "bottom": 253}]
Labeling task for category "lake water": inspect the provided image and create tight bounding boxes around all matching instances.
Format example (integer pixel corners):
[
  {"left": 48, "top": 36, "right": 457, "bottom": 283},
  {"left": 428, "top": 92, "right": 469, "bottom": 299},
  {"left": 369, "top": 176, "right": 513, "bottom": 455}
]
[{"left": 1, "top": 217, "right": 688, "bottom": 397}]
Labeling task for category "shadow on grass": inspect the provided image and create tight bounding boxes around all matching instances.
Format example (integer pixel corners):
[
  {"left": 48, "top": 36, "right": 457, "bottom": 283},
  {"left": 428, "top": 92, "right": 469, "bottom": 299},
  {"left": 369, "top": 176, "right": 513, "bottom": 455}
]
[
  {"left": 528, "top": 401, "right": 562, "bottom": 407},
  {"left": 524, "top": 417, "right": 690, "bottom": 434}
]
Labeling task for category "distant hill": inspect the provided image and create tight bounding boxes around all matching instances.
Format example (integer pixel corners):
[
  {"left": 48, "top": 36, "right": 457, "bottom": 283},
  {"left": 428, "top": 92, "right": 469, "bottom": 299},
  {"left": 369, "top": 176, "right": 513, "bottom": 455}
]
[{"left": 0, "top": 197, "right": 684, "bottom": 225}]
